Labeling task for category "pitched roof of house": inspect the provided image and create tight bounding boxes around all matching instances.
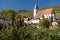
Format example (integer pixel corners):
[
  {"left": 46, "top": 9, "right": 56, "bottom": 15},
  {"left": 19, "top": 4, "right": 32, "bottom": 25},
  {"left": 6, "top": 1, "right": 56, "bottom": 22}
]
[{"left": 34, "top": 8, "right": 54, "bottom": 18}]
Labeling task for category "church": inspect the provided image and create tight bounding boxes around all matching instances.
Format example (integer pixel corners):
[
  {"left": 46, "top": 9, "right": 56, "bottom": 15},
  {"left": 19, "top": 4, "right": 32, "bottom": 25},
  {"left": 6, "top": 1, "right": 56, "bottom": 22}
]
[{"left": 24, "top": 3, "right": 56, "bottom": 24}]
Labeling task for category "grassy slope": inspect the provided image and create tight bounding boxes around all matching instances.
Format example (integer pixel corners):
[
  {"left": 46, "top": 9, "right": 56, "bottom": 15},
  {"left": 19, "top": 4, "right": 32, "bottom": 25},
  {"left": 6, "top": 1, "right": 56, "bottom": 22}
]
[
  {"left": 17, "top": 5, "right": 60, "bottom": 18},
  {"left": 16, "top": 10, "right": 33, "bottom": 18}
]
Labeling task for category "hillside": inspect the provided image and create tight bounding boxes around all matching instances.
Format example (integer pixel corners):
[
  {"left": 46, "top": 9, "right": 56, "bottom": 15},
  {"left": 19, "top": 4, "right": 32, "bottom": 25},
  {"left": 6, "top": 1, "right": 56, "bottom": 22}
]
[
  {"left": 17, "top": 5, "right": 60, "bottom": 18},
  {"left": 16, "top": 10, "right": 33, "bottom": 18}
]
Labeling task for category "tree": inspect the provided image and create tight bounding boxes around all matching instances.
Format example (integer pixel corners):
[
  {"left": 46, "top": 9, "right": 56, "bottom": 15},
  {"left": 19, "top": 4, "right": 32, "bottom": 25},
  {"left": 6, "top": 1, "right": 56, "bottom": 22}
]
[
  {"left": 15, "top": 15, "right": 25, "bottom": 27},
  {"left": 0, "top": 23, "right": 6, "bottom": 30},
  {"left": 1, "top": 9, "right": 17, "bottom": 26}
]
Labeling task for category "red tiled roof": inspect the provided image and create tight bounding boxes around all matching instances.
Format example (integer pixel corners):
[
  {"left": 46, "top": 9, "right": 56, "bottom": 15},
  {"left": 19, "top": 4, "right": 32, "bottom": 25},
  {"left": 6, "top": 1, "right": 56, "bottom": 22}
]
[{"left": 34, "top": 8, "right": 54, "bottom": 18}]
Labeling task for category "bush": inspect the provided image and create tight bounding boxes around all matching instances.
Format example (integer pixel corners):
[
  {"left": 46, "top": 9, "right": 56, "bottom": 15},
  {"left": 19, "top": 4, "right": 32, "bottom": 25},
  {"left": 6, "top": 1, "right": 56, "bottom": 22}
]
[
  {"left": 57, "top": 20, "right": 60, "bottom": 27},
  {"left": 39, "top": 18, "right": 50, "bottom": 29},
  {"left": 0, "top": 23, "right": 60, "bottom": 40}
]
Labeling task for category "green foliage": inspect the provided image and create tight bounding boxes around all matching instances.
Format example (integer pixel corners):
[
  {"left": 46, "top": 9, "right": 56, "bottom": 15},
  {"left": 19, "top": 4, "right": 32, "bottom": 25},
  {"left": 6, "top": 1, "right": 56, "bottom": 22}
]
[
  {"left": 0, "top": 23, "right": 6, "bottom": 30},
  {"left": 15, "top": 15, "right": 25, "bottom": 27},
  {"left": 0, "top": 23, "right": 60, "bottom": 40},
  {"left": 1, "top": 9, "right": 17, "bottom": 26},
  {"left": 0, "top": 5, "right": 60, "bottom": 40},
  {"left": 39, "top": 18, "right": 50, "bottom": 29},
  {"left": 57, "top": 20, "right": 60, "bottom": 27}
]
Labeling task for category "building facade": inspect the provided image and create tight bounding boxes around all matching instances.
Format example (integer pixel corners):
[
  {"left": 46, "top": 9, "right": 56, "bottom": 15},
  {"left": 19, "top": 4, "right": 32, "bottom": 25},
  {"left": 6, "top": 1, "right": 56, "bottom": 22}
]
[{"left": 24, "top": 3, "right": 56, "bottom": 24}]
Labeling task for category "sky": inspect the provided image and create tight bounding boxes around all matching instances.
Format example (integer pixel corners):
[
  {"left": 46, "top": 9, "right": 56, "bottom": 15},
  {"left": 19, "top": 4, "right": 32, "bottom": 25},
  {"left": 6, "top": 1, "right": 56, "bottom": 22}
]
[{"left": 0, "top": 0, "right": 60, "bottom": 10}]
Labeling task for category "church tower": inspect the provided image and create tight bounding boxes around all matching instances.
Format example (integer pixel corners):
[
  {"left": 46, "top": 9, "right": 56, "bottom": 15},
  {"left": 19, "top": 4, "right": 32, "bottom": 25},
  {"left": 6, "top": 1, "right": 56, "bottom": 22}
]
[{"left": 33, "top": 0, "right": 38, "bottom": 17}]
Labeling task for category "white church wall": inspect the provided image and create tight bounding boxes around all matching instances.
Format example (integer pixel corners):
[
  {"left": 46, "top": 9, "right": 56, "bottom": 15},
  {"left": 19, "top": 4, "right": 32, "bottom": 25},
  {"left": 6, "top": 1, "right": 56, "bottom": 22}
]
[
  {"left": 52, "top": 14, "right": 56, "bottom": 22},
  {"left": 47, "top": 14, "right": 51, "bottom": 19},
  {"left": 44, "top": 14, "right": 52, "bottom": 19},
  {"left": 44, "top": 14, "right": 48, "bottom": 18},
  {"left": 49, "top": 14, "right": 51, "bottom": 17},
  {"left": 24, "top": 20, "right": 27, "bottom": 23},
  {"left": 44, "top": 14, "right": 46, "bottom": 18},
  {"left": 31, "top": 19, "right": 40, "bottom": 23},
  {"left": 40, "top": 17, "right": 43, "bottom": 20}
]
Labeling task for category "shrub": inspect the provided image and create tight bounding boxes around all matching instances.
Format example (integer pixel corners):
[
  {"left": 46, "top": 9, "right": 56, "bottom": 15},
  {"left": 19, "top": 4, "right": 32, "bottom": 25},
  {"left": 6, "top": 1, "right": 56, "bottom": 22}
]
[
  {"left": 39, "top": 18, "right": 50, "bottom": 29},
  {"left": 57, "top": 20, "right": 60, "bottom": 27}
]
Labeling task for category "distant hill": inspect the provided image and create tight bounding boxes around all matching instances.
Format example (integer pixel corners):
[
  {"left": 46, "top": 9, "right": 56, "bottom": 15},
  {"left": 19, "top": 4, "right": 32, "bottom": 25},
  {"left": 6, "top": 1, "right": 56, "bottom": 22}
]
[
  {"left": 16, "top": 10, "right": 33, "bottom": 18},
  {"left": 17, "top": 5, "right": 60, "bottom": 18}
]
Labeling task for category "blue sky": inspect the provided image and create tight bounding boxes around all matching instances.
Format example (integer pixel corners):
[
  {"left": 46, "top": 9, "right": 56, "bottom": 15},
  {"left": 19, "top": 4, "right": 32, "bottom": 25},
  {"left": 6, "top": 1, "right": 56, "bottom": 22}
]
[{"left": 0, "top": 0, "right": 60, "bottom": 10}]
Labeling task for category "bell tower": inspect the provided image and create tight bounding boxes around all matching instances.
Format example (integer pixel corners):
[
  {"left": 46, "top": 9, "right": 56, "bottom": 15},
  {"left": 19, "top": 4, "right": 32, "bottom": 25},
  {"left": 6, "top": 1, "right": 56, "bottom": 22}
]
[{"left": 33, "top": 0, "right": 38, "bottom": 17}]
